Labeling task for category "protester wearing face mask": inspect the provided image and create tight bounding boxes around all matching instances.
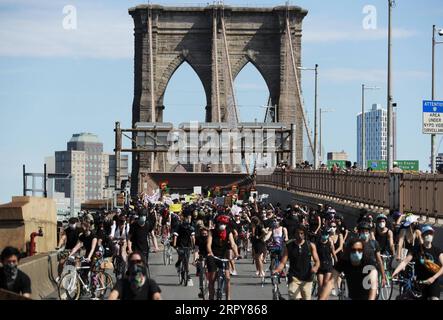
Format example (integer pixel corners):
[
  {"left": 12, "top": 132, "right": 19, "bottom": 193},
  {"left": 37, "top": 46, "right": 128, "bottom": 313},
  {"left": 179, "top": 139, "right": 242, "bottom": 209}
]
[
  {"left": 56, "top": 217, "right": 80, "bottom": 280},
  {"left": 320, "top": 238, "right": 378, "bottom": 300},
  {"left": 392, "top": 225, "right": 443, "bottom": 300},
  {"left": 375, "top": 214, "right": 395, "bottom": 256},
  {"left": 128, "top": 213, "right": 154, "bottom": 267},
  {"left": 206, "top": 215, "right": 238, "bottom": 300},
  {"left": 0, "top": 247, "right": 31, "bottom": 298},
  {"left": 356, "top": 222, "right": 387, "bottom": 287},
  {"left": 315, "top": 230, "right": 337, "bottom": 297},
  {"left": 108, "top": 252, "right": 161, "bottom": 300},
  {"left": 396, "top": 214, "right": 423, "bottom": 262}
]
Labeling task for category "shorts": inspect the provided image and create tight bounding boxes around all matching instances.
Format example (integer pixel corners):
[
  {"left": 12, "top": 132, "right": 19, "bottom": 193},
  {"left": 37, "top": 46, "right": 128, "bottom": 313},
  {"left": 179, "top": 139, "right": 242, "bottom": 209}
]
[
  {"left": 206, "top": 256, "right": 227, "bottom": 273},
  {"left": 252, "top": 240, "right": 267, "bottom": 255},
  {"left": 288, "top": 276, "right": 313, "bottom": 300},
  {"left": 317, "top": 265, "right": 333, "bottom": 274}
]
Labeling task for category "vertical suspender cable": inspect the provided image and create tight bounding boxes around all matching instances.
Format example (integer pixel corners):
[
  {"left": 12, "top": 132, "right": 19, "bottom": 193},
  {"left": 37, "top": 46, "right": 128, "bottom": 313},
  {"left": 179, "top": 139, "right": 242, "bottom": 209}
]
[
  {"left": 213, "top": 7, "right": 221, "bottom": 122},
  {"left": 221, "top": 6, "right": 239, "bottom": 125},
  {"left": 285, "top": 12, "right": 314, "bottom": 156},
  {"left": 148, "top": 6, "right": 156, "bottom": 171}
]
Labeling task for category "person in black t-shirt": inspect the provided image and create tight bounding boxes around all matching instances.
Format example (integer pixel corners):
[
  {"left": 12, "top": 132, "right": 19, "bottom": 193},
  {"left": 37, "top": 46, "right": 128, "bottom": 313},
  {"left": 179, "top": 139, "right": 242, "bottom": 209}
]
[
  {"left": 393, "top": 225, "right": 443, "bottom": 300},
  {"left": 108, "top": 252, "right": 161, "bottom": 300},
  {"left": 320, "top": 238, "right": 378, "bottom": 300},
  {"left": 69, "top": 221, "right": 98, "bottom": 262},
  {"left": 56, "top": 217, "right": 80, "bottom": 278},
  {"left": 0, "top": 247, "right": 31, "bottom": 298},
  {"left": 128, "top": 214, "right": 154, "bottom": 264},
  {"left": 173, "top": 218, "right": 196, "bottom": 284}
]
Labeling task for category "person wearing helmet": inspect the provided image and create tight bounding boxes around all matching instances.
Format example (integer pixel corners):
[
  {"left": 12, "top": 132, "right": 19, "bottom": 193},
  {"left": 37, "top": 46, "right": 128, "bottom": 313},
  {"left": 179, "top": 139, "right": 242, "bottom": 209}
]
[
  {"left": 375, "top": 214, "right": 395, "bottom": 256},
  {"left": 206, "top": 214, "right": 238, "bottom": 300},
  {"left": 357, "top": 222, "right": 387, "bottom": 287},
  {"left": 396, "top": 214, "right": 422, "bottom": 262},
  {"left": 393, "top": 225, "right": 443, "bottom": 300}
]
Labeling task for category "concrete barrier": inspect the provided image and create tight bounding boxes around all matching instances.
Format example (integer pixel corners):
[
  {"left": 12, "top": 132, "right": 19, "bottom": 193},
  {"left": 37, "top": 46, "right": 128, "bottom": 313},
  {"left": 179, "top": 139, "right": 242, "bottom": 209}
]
[{"left": 18, "top": 252, "right": 58, "bottom": 300}]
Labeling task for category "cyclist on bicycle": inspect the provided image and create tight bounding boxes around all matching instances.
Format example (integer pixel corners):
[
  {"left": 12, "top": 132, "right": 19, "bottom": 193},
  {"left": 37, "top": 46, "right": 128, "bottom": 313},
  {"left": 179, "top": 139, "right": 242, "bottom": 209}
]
[
  {"left": 320, "top": 238, "right": 379, "bottom": 300},
  {"left": 264, "top": 218, "right": 288, "bottom": 276},
  {"left": 194, "top": 227, "right": 209, "bottom": 274},
  {"left": 206, "top": 214, "right": 239, "bottom": 300},
  {"left": 56, "top": 217, "right": 80, "bottom": 280},
  {"left": 160, "top": 207, "right": 171, "bottom": 243},
  {"left": 173, "top": 216, "right": 196, "bottom": 286},
  {"left": 375, "top": 214, "right": 395, "bottom": 257},
  {"left": 396, "top": 214, "right": 422, "bottom": 262},
  {"left": 110, "top": 215, "right": 130, "bottom": 264},
  {"left": 392, "top": 225, "right": 443, "bottom": 300},
  {"left": 356, "top": 222, "right": 387, "bottom": 287}
]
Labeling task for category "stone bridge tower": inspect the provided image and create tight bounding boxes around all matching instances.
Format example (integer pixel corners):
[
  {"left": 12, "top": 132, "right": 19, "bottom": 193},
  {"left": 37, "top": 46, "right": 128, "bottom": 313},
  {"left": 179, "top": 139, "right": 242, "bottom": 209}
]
[{"left": 129, "top": 4, "right": 308, "bottom": 195}]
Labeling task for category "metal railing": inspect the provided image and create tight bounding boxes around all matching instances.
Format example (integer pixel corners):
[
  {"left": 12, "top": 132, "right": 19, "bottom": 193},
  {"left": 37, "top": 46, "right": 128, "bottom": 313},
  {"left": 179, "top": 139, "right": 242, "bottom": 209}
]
[{"left": 256, "top": 169, "right": 443, "bottom": 217}]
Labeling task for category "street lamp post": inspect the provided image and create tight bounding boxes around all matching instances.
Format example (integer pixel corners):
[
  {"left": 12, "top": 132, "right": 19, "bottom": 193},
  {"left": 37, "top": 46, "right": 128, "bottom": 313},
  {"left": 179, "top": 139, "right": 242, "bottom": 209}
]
[
  {"left": 387, "top": 0, "right": 395, "bottom": 172},
  {"left": 431, "top": 25, "right": 443, "bottom": 173},
  {"left": 361, "top": 85, "right": 380, "bottom": 169},
  {"left": 319, "top": 108, "right": 335, "bottom": 165},
  {"left": 298, "top": 64, "right": 319, "bottom": 169}
]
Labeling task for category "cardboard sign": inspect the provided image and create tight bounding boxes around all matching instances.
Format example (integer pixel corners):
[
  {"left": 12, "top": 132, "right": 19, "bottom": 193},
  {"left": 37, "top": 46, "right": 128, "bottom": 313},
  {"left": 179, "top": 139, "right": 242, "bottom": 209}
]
[{"left": 193, "top": 186, "right": 202, "bottom": 195}]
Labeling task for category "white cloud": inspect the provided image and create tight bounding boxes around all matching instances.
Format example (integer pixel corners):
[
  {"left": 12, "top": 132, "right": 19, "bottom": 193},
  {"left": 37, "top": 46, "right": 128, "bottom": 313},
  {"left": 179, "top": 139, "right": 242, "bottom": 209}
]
[
  {"left": 304, "top": 28, "right": 419, "bottom": 43},
  {"left": 322, "top": 68, "right": 427, "bottom": 83}
]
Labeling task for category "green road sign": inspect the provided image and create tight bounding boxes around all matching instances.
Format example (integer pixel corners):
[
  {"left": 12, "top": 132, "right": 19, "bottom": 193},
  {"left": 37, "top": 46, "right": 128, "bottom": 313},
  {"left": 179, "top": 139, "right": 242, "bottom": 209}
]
[
  {"left": 327, "top": 160, "right": 347, "bottom": 170},
  {"left": 367, "top": 160, "right": 419, "bottom": 172}
]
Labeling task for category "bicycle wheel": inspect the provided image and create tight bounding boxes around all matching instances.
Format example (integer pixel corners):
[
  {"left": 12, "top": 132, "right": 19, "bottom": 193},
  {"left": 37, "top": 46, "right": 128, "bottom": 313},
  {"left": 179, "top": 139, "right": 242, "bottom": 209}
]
[
  {"left": 167, "top": 246, "right": 173, "bottom": 265},
  {"left": 58, "top": 271, "right": 80, "bottom": 300},
  {"left": 338, "top": 279, "right": 348, "bottom": 300},
  {"left": 379, "top": 272, "right": 393, "bottom": 301},
  {"left": 163, "top": 244, "right": 168, "bottom": 266},
  {"left": 311, "top": 275, "right": 318, "bottom": 298}
]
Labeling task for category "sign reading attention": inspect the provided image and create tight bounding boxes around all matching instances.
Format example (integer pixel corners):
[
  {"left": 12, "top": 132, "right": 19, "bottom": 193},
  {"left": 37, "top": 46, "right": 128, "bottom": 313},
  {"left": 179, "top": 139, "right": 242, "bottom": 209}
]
[{"left": 423, "top": 100, "right": 443, "bottom": 134}]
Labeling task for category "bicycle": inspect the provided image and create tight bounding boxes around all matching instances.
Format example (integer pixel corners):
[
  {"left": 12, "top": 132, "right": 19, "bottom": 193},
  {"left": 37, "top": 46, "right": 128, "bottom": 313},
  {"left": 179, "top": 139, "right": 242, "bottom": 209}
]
[
  {"left": 337, "top": 273, "right": 348, "bottom": 300},
  {"left": 58, "top": 256, "right": 113, "bottom": 300},
  {"left": 392, "top": 262, "right": 424, "bottom": 300},
  {"left": 311, "top": 274, "right": 319, "bottom": 298},
  {"left": 112, "top": 239, "right": 127, "bottom": 281},
  {"left": 377, "top": 254, "right": 393, "bottom": 300},
  {"left": 163, "top": 236, "right": 173, "bottom": 266},
  {"left": 196, "top": 255, "right": 209, "bottom": 300},
  {"left": 271, "top": 273, "right": 285, "bottom": 300},
  {"left": 176, "top": 247, "right": 192, "bottom": 286},
  {"left": 212, "top": 256, "right": 230, "bottom": 300}
]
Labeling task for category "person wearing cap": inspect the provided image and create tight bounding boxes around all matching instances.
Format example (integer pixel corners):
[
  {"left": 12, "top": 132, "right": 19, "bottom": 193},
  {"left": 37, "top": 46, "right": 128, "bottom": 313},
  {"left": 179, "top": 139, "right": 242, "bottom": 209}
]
[
  {"left": 375, "top": 214, "right": 395, "bottom": 256},
  {"left": 393, "top": 225, "right": 443, "bottom": 300},
  {"left": 396, "top": 214, "right": 422, "bottom": 262}
]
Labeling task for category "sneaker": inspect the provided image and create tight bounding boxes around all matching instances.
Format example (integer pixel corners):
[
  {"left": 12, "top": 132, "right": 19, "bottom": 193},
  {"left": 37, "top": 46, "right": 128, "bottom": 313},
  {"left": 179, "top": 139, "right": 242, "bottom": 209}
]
[
  {"left": 331, "top": 289, "right": 337, "bottom": 296},
  {"left": 231, "top": 270, "right": 238, "bottom": 276},
  {"left": 55, "top": 276, "right": 60, "bottom": 283},
  {"left": 255, "top": 271, "right": 260, "bottom": 276},
  {"left": 187, "top": 278, "right": 194, "bottom": 287}
]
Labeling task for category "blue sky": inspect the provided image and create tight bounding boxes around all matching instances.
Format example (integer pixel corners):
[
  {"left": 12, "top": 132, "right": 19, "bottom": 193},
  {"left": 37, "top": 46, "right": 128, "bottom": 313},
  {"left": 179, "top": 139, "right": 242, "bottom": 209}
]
[{"left": 1, "top": 0, "right": 443, "bottom": 203}]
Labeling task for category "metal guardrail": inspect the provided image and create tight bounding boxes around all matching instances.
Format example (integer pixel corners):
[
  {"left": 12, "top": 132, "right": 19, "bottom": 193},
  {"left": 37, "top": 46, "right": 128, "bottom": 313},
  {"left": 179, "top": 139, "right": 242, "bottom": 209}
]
[{"left": 256, "top": 169, "right": 443, "bottom": 217}]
